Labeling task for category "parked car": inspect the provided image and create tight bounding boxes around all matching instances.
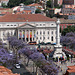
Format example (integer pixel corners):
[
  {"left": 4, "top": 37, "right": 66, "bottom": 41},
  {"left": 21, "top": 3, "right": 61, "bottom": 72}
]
[
  {"left": 15, "top": 64, "right": 20, "bottom": 69},
  {"left": 29, "top": 41, "right": 37, "bottom": 45}
]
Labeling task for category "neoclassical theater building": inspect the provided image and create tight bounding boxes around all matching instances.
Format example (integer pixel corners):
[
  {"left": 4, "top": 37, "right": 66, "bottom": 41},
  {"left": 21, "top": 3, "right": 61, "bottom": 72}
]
[{"left": 0, "top": 14, "right": 57, "bottom": 44}]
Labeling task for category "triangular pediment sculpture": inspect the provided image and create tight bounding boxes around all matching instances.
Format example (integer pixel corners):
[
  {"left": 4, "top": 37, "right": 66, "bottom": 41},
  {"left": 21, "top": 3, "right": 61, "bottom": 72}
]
[{"left": 18, "top": 23, "right": 35, "bottom": 29}]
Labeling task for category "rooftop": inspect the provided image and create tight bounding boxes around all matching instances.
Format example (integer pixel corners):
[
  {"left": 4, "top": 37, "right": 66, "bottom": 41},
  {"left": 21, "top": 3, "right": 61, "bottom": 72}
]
[
  {"left": 0, "top": 14, "right": 55, "bottom": 22},
  {"left": 0, "top": 66, "right": 19, "bottom": 75},
  {"left": 52, "top": 17, "right": 75, "bottom": 24}
]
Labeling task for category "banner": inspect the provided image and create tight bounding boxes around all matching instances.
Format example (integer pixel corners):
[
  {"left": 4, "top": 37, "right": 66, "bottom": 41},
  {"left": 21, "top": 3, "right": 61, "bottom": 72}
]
[
  {"left": 23, "top": 30, "right": 25, "bottom": 38},
  {"left": 30, "top": 30, "right": 32, "bottom": 38},
  {"left": 34, "top": 30, "right": 36, "bottom": 38},
  {"left": 19, "top": 30, "right": 22, "bottom": 38}
]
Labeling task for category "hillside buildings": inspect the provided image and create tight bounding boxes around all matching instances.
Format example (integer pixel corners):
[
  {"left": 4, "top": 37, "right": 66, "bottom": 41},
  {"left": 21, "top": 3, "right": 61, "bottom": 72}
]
[{"left": 63, "top": 0, "right": 75, "bottom": 5}]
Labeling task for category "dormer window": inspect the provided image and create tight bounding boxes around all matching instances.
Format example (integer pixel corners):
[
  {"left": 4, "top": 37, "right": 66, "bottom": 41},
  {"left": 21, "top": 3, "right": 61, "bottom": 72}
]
[{"left": 51, "top": 24, "right": 53, "bottom": 25}]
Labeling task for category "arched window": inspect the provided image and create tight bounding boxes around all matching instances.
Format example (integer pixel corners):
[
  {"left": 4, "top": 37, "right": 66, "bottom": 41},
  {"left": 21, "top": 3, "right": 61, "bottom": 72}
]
[
  {"left": 37, "top": 31, "right": 38, "bottom": 35},
  {"left": 48, "top": 31, "right": 49, "bottom": 34},
  {"left": 40, "top": 31, "right": 42, "bottom": 35},
  {"left": 51, "top": 31, "right": 53, "bottom": 34},
  {"left": 51, "top": 36, "right": 53, "bottom": 41},
  {"left": 43, "top": 31, "right": 45, "bottom": 34}
]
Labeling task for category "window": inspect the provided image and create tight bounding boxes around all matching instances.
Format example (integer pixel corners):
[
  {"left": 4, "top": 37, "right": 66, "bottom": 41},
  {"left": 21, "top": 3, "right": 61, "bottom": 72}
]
[
  {"left": 37, "top": 37, "right": 38, "bottom": 40},
  {"left": 51, "top": 31, "right": 53, "bottom": 34},
  {"left": 14, "top": 25, "right": 16, "bottom": 26},
  {"left": 40, "top": 24, "right": 42, "bottom": 26},
  {"left": 3, "top": 32, "right": 5, "bottom": 36},
  {"left": 11, "top": 25, "right": 13, "bottom": 26},
  {"left": 51, "top": 24, "right": 53, "bottom": 25},
  {"left": 44, "top": 37, "right": 45, "bottom": 40},
  {"left": 40, "top": 37, "right": 42, "bottom": 39},
  {"left": 48, "top": 37, "right": 49, "bottom": 39},
  {"left": 43, "top": 31, "right": 45, "bottom": 34},
  {"left": 51, "top": 36, "right": 53, "bottom": 41},
  {"left": 43, "top": 24, "right": 45, "bottom": 26},
  {"left": 36, "top": 24, "right": 38, "bottom": 26},
  {"left": 48, "top": 31, "right": 49, "bottom": 34},
  {"left": 7, "top": 25, "right": 9, "bottom": 26},
  {"left": 40, "top": 31, "right": 42, "bottom": 34},
  {"left": 37, "top": 31, "right": 38, "bottom": 35}
]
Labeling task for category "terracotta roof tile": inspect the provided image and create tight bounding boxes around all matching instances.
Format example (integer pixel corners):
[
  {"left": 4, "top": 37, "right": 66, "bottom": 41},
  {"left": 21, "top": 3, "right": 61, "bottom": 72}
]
[
  {"left": 67, "top": 70, "right": 75, "bottom": 73},
  {"left": 67, "top": 66, "right": 75, "bottom": 70},
  {"left": 52, "top": 17, "right": 75, "bottom": 24},
  {"left": 0, "top": 8, "right": 10, "bottom": 10},
  {"left": 0, "top": 66, "right": 20, "bottom": 75},
  {"left": 27, "top": 3, "right": 42, "bottom": 7},
  {"left": 0, "top": 14, "right": 55, "bottom": 22}
]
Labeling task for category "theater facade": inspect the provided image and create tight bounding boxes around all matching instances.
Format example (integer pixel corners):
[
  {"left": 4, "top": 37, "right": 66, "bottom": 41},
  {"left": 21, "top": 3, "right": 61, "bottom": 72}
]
[{"left": 0, "top": 14, "right": 57, "bottom": 44}]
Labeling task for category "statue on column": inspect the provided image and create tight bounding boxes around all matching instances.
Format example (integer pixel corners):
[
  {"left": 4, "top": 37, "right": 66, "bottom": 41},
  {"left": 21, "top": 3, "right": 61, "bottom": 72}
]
[{"left": 53, "top": 19, "right": 66, "bottom": 59}]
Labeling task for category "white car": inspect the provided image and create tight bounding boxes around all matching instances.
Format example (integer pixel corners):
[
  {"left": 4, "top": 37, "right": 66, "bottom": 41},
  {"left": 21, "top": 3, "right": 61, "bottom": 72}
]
[{"left": 15, "top": 64, "right": 20, "bottom": 69}]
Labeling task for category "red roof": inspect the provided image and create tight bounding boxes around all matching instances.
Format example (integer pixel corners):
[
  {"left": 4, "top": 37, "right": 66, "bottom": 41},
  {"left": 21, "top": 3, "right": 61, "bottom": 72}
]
[
  {"left": 63, "top": 47, "right": 75, "bottom": 55},
  {"left": 0, "top": 66, "right": 19, "bottom": 75},
  {"left": 67, "top": 70, "right": 75, "bottom": 73},
  {"left": 0, "top": 8, "right": 10, "bottom": 10},
  {"left": 67, "top": 66, "right": 75, "bottom": 70},
  {"left": 27, "top": 3, "right": 42, "bottom": 7},
  {"left": 43, "top": 50, "right": 53, "bottom": 54},
  {"left": 66, "top": 66, "right": 75, "bottom": 73},
  {"left": 0, "top": 14, "right": 55, "bottom": 22}
]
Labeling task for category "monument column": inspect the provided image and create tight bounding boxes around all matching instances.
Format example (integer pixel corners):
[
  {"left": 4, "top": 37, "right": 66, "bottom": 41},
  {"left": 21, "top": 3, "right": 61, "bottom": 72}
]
[
  {"left": 56, "top": 19, "right": 60, "bottom": 45},
  {"left": 53, "top": 19, "right": 66, "bottom": 58}
]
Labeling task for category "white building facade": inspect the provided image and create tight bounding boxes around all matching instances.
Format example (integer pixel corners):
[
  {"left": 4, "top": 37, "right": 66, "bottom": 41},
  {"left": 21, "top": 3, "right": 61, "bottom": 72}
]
[{"left": 0, "top": 14, "right": 56, "bottom": 44}]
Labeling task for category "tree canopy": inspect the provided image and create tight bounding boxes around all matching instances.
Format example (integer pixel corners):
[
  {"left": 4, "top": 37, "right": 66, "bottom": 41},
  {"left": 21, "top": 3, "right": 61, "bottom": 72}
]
[
  {"left": 35, "top": 9, "right": 41, "bottom": 14},
  {"left": 8, "top": 0, "right": 34, "bottom": 8},
  {"left": 0, "top": 48, "right": 16, "bottom": 69},
  {"left": 46, "top": 0, "right": 51, "bottom": 8},
  {"left": 61, "top": 32, "right": 75, "bottom": 50},
  {"left": 61, "top": 26, "right": 75, "bottom": 36}
]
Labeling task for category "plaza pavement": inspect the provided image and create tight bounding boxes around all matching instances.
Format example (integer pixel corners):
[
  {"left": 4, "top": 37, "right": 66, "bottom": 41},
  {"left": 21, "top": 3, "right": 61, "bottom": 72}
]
[
  {"left": 20, "top": 54, "right": 75, "bottom": 75},
  {"left": 56, "top": 58, "right": 75, "bottom": 75}
]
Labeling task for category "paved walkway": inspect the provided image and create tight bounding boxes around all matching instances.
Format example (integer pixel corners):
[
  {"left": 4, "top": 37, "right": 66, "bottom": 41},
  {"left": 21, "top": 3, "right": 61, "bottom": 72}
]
[
  {"left": 20, "top": 55, "right": 75, "bottom": 75},
  {"left": 55, "top": 58, "right": 75, "bottom": 75}
]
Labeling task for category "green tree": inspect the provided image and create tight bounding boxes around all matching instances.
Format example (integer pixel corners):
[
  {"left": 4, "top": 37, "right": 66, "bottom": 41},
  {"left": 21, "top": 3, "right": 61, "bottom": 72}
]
[
  {"left": 8, "top": 0, "right": 21, "bottom": 8},
  {"left": 2, "top": 3, "right": 7, "bottom": 8},
  {"left": 8, "top": 0, "right": 34, "bottom": 8},
  {"left": 35, "top": 9, "right": 41, "bottom": 14},
  {"left": 62, "top": 26, "right": 75, "bottom": 36},
  {"left": 35, "top": 0, "right": 39, "bottom": 3},
  {"left": 23, "top": 0, "right": 34, "bottom": 5},
  {"left": 46, "top": 0, "right": 51, "bottom": 8}
]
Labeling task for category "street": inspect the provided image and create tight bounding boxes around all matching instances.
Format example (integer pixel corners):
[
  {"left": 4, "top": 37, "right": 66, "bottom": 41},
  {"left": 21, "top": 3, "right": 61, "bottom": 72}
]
[{"left": 12, "top": 64, "right": 32, "bottom": 75}]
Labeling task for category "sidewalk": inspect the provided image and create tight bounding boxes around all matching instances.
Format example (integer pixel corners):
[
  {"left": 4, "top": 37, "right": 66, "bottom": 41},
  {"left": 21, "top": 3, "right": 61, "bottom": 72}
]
[{"left": 55, "top": 59, "right": 75, "bottom": 75}]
